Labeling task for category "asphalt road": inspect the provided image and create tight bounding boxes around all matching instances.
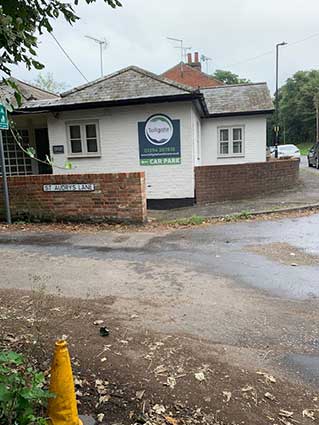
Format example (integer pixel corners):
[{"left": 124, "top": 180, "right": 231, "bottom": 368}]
[{"left": 1, "top": 214, "right": 319, "bottom": 388}]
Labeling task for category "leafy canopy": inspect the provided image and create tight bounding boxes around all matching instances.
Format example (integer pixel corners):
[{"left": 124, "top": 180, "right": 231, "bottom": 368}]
[
  {"left": 278, "top": 70, "right": 319, "bottom": 144},
  {"left": 0, "top": 0, "right": 122, "bottom": 77},
  {"left": 32, "top": 72, "right": 69, "bottom": 94},
  {"left": 212, "top": 69, "right": 250, "bottom": 85}
]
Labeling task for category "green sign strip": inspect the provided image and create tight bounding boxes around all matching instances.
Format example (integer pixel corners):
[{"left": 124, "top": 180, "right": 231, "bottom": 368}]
[
  {"left": 140, "top": 157, "right": 181, "bottom": 166},
  {"left": 0, "top": 104, "right": 9, "bottom": 130}
]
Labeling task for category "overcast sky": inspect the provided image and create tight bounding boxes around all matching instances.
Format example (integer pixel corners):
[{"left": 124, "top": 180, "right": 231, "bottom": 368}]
[{"left": 11, "top": 0, "right": 319, "bottom": 93}]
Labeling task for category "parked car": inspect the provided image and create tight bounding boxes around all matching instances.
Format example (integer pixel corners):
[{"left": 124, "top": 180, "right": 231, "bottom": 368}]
[
  {"left": 269, "top": 144, "right": 301, "bottom": 159},
  {"left": 307, "top": 144, "right": 319, "bottom": 168}
]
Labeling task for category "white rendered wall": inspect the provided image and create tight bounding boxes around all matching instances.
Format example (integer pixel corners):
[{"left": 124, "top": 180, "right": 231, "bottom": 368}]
[
  {"left": 47, "top": 102, "right": 195, "bottom": 199},
  {"left": 201, "top": 115, "right": 267, "bottom": 165}
]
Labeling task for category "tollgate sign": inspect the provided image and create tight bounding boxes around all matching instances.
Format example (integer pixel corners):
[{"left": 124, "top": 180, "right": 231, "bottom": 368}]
[{"left": 138, "top": 114, "right": 181, "bottom": 166}]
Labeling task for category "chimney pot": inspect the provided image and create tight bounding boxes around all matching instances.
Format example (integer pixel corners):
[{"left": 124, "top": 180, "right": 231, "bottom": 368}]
[
  {"left": 194, "top": 52, "right": 199, "bottom": 63},
  {"left": 187, "top": 53, "right": 192, "bottom": 64}
]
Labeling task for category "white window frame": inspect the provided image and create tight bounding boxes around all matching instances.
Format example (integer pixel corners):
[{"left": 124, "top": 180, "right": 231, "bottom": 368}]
[
  {"left": 217, "top": 126, "right": 245, "bottom": 158},
  {"left": 66, "top": 121, "right": 101, "bottom": 158}
]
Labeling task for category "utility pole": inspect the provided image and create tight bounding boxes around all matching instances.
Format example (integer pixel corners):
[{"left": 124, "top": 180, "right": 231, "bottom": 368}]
[
  {"left": 85, "top": 36, "right": 108, "bottom": 77},
  {"left": 0, "top": 104, "right": 11, "bottom": 224},
  {"left": 274, "top": 41, "right": 287, "bottom": 158}
]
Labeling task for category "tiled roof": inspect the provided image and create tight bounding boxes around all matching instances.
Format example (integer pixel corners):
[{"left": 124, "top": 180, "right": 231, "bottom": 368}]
[
  {"left": 202, "top": 83, "right": 274, "bottom": 115},
  {"left": 14, "top": 66, "right": 274, "bottom": 116},
  {"left": 162, "top": 63, "right": 223, "bottom": 89},
  {"left": 19, "top": 66, "right": 196, "bottom": 110},
  {"left": 0, "top": 78, "right": 58, "bottom": 107}
]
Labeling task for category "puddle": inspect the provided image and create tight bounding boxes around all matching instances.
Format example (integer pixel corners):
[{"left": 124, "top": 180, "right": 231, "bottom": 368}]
[
  {"left": 247, "top": 242, "right": 319, "bottom": 266},
  {"left": 283, "top": 353, "right": 319, "bottom": 387}
]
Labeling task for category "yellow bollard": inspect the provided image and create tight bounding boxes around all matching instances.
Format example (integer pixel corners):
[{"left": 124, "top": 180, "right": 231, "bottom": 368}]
[{"left": 47, "top": 340, "right": 83, "bottom": 425}]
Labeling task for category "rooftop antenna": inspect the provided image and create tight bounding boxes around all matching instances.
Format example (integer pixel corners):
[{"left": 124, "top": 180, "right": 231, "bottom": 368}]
[
  {"left": 167, "top": 37, "right": 190, "bottom": 76},
  {"left": 85, "top": 35, "right": 108, "bottom": 77},
  {"left": 201, "top": 54, "right": 212, "bottom": 73}
]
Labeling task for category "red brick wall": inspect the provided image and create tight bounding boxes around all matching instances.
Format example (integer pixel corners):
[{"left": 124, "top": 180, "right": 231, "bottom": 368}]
[
  {"left": 0, "top": 172, "right": 147, "bottom": 223},
  {"left": 162, "top": 64, "right": 223, "bottom": 89},
  {"left": 195, "top": 159, "right": 300, "bottom": 205}
]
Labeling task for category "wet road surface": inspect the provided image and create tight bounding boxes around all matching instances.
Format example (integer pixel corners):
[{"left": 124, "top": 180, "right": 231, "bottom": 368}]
[{"left": 1, "top": 214, "right": 319, "bottom": 388}]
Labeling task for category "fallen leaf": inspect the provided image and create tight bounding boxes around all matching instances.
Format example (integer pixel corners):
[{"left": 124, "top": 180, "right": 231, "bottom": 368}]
[
  {"left": 136, "top": 390, "right": 145, "bottom": 400},
  {"left": 303, "top": 409, "right": 318, "bottom": 420},
  {"left": 264, "top": 392, "right": 276, "bottom": 401},
  {"left": 242, "top": 385, "right": 254, "bottom": 392},
  {"left": 279, "top": 410, "right": 293, "bottom": 418},
  {"left": 195, "top": 372, "right": 205, "bottom": 382},
  {"left": 165, "top": 416, "right": 178, "bottom": 425},
  {"left": 153, "top": 404, "right": 166, "bottom": 415},
  {"left": 97, "top": 413, "right": 105, "bottom": 423},
  {"left": 257, "top": 371, "right": 276, "bottom": 383},
  {"left": 223, "top": 391, "right": 232, "bottom": 402},
  {"left": 166, "top": 376, "right": 176, "bottom": 389}
]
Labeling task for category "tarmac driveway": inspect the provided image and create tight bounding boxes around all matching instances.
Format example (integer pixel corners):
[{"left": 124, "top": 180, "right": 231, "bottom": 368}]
[{"left": 0, "top": 214, "right": 319, "bottom": 390}]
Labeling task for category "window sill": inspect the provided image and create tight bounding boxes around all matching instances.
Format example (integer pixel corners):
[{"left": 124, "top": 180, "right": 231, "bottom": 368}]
[
  {"left": 217, "top": 155, "right": 245, "bottom": 159},
  {"left": 67, "top": 154, "right": 102, "bottom": 159}
]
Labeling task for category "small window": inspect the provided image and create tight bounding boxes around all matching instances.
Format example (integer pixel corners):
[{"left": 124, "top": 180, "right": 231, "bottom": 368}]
[
  {"left": 66, "top": 122, "right": 100, "bottom": 157},
  {"left": 218, "top": 126, "right": 244, "bottom": 157}
]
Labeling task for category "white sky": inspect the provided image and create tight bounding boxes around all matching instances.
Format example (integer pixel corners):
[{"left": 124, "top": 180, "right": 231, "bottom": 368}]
[{"left": 11, "top": 0, "right": 319, "bottom": 93}]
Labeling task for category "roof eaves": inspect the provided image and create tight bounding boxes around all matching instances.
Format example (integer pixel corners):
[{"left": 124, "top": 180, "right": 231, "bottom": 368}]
[
  {"left": 201, "top": 82, "right": 269, "bottom": 91},
  {"left": 205, "top": 109, "right": 275, "bottom": 118}
]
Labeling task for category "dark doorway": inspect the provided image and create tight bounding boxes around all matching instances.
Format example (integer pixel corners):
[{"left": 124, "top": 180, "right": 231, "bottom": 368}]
[{"left": 35, "top": 128, "right": 52, "bottom": 174}]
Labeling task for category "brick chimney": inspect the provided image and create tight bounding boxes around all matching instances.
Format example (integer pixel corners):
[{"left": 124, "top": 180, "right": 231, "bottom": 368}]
[{"left": 187, "top": 52, "right": 201, "bottom": 71}]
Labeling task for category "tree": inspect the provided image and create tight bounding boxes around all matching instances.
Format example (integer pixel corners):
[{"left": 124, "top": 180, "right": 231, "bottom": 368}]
[
  {"left": 32, "top": 72, "right": 68, "bottom": 94},
  {"left": 0, "top": 0, "right": 121, "bottom": 84},
  {"left": 212, "top": 69, "right": 251, "bottom": 85},
  {"left": 278, "top": 70, "right": 319, "bottom": 145}
]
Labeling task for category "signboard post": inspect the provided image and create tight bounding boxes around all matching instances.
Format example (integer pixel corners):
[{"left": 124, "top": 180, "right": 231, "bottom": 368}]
[
  {"left": 0, "top": 104, "right": 11, "bottom": 224},
  {"left": 138, "top": 114, "right": 181, "bottom": 166}
]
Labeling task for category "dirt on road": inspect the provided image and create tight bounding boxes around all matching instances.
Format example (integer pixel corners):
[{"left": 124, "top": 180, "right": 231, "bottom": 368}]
[{"left": 1, "top": 288, "right": 318, "bottom": 425}]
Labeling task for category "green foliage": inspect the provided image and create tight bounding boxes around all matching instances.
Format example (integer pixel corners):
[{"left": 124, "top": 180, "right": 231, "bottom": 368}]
[
  {"left": 0, "top": 351, "right": 54, "bottom": 425},
  {"left": 32, "top": 72, "right": 69, "bottom": 94},
  {"left": 212, "top": 69, "right": 251, "bottom": 85},
  {"left": 224, "top": 211, "right": 253, "bottom": 222},
  {"left": 166, "top": 215, "right": 206, "bottom": 226},
  {"left": 0, "top": 0, "right": 122, "bottom": 78},
  {"left": 278, "top": 70, "right": 319, "bottom": 145},
  {"left": 297, "top": 141, "right": 313, "bottom": 156}
]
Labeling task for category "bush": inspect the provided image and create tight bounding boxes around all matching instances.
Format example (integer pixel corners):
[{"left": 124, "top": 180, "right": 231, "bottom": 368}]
[{"left": 0, "top": 351, "right": 53, "bottom": 425}]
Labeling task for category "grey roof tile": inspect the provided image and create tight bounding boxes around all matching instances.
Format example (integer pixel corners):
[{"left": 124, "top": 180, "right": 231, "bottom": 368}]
[
  {"left": 202, "top": 83, "right": 274, "bottom": 115},
  {"left": 0, "top": 78, "right": 58, "bottom": 107},
  {"left": 20, "top": 66, "right": 195, "bottom": 110}
]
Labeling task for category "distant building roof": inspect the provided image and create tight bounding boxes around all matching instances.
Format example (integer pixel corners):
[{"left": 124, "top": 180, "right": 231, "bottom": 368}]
[
  {"left": 202, "top": 83, "right": 274, "bottom": 116},
  {"left": 0, "top": 78, "right": 58, "bottom": 107},
  {"left": 162, "top": 63, "right": 223, "bottom": 89},
  {"left": 162, "top": 52, "right": 223, "bottom": 89}
]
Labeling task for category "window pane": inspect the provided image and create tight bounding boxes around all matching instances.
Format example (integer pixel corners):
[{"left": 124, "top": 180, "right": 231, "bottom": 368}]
[
  {"left": 87, "top": 139, "right": 98, "bottom": 153},
  {"left": 233, "top": 141, "right": 242, "bottom": 154},
  {"left": 220, "top": 142, "right": 229, "bottom": 155},
  {"left": 220, "top": 129, "right": 229, "bottom": 141},
  {"left": 233, "top": 128, "right": 242, "bottom": 141},
  {"left": 71, "top": 140, "right": 82, "bottom": 153},
  {"left": 86, "top": 124, "right": 97, "bottom": 138},
  {"left": 70, "top": 125, "right": 81, "bottom": 139}
]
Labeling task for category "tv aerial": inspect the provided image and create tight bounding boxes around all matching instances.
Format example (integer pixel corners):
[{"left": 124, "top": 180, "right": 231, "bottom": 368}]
[{"left": 85, "top": 35, "right": 108, "bottom": 77}]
